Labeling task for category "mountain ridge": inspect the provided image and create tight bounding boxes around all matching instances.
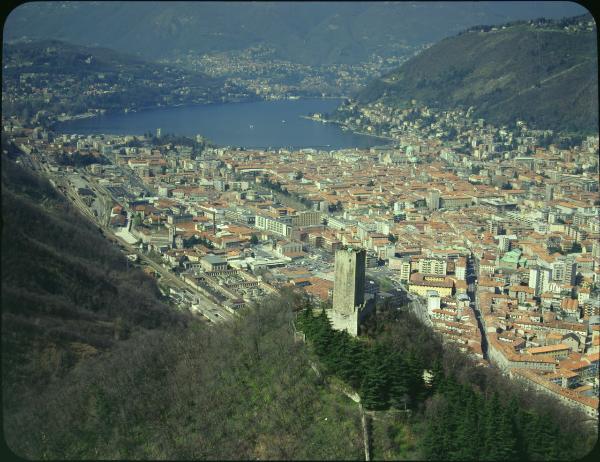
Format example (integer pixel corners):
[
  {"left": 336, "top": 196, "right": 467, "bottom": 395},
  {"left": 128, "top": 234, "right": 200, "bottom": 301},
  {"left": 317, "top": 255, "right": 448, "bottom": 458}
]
[
  {"left": 4, "top": 1, "right": 588, "bottom": 65},
  {"left": 355, "top": 15, "right": 598, "bottom": 133}
]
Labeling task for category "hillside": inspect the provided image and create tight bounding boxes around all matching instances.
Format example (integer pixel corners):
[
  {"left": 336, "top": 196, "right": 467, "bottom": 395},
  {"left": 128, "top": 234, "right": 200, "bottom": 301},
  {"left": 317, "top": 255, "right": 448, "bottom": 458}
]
[
  {"left": 356, "top": 16, "right": 598, "bottom": 133},
  {"left": 4, "top": 1, "right": 587, "bottom": 65},
  {"left": 2, "top": 156, "right": 597, "bottom": 459},
  {"left": 1, "top": 157, "right": 365, "bottom": 459},
  {"left": 1, "top": 155, "right": 188, "bottom": 407},
  {"left": 5, "top": 292, "right": 366, "bottom": 459},
  {"left": 2, "top": 40, "right": 248, "bottom": 122}
]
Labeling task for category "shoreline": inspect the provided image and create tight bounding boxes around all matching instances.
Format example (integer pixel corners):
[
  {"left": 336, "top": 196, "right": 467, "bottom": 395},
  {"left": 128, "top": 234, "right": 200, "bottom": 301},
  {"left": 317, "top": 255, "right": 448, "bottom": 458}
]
[
  {"left": 51, "top": 97, "right": 393, "bottom": 149},
  {"left": 301, "top": 115, "right": 395, "bottom": 143},
  {"left": 55, "top": 95, "right": 346, "bottom": 127}
]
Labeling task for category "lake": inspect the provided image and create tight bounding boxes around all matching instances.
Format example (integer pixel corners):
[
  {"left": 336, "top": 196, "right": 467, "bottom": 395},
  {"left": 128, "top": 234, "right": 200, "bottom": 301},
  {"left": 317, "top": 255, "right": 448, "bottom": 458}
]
[{"left": 55, "top": 98, "right": 389, "bottom": 150}]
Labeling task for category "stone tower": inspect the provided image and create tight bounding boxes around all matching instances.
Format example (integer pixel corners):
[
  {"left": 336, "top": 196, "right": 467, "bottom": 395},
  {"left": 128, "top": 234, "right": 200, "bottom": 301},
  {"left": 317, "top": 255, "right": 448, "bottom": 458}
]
[{"left": 330, "top": 247, "right": 366, "bottom": 336}]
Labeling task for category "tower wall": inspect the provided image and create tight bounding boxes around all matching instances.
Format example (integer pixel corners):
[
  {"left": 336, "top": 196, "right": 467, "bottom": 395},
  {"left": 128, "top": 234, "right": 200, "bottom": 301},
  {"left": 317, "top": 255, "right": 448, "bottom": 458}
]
[
  {"left": 327, "top": 310, "right": 359, "bottom": 337},
  {"left": 331, "top": 248, "right": 366, "bottom": 336},
  {"left": 332, "top": 248, "right": 366, "bottom": 314}
]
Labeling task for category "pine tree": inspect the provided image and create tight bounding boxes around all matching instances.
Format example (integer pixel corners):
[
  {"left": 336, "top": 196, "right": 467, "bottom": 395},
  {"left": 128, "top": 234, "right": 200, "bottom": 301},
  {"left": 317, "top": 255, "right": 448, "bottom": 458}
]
[
  {"left": 421, "top": 409, "right": 447, "bottom": 460},
  {"left": 359, "top": 346, "right": 390, "bottom": 410},
  {"left": 481, "top": 392, "right": 502, "bottom": 461},
  {"left": 534, "top": 414, "right": 561, "bottom": 460},
  {"left": 491, "top": 405, "right": 518, "bottom": 460},
  {"left": 510, "top": 397, "right": 528, "bottom": 459},
  {"left": 388, "top": 353, "right": 411, "bottom": 410},
  {"left": 312, "top": 309, "right": 334, "bottom": 358},
  {"left": 450, "top": 390, "right": 480, "bottom": 460},
  {"left": 429, "top": 357, "right": 445, "bottom": 395},
  {"left": 430, "top": 394, "right": 455, "bottom": 459},
  {"left": 441, "top": 379, "right": 463, "bottom": 458},
  {"left": 405, "top": 350, "right": 426, "bottom": 404},
  {"left": 343, "top": 340, "right": 366, "bottom": 389},
  {"left": 324, "top": 330, "right": 346, "bottom": 373},
  {"left": 297, "top": 306, "right": 314, "bottom": 337},
  {"left": 329, "top": 332, "right": 359, "bottom": 384}
]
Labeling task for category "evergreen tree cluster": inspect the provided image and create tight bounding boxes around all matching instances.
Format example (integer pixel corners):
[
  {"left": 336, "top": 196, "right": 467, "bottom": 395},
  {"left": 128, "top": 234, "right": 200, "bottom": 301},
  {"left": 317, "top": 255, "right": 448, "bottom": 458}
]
[
  {"left": 184, "top": 235, "right": 214, "bottom": 249},
  {"left": 263, "top": 177, "right": 289, "bottom": 195},
  {"left": 296, "top": 307, "right": 428, "bottom": 411},
  {"left": 420, "top": 373, "right": 582, "bottom": 460},
  {"left": 296, "top": 306, "right": 597, "bottom": 461},
  {"left": 56, "top": 151, "right": 110, "bottom": 168}
]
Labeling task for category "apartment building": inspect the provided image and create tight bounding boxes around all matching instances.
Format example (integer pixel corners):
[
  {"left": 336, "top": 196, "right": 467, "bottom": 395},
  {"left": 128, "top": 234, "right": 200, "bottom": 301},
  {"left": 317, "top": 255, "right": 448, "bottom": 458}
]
[{"left": 417, "top": 257, "right": 448, "bottom": 276}]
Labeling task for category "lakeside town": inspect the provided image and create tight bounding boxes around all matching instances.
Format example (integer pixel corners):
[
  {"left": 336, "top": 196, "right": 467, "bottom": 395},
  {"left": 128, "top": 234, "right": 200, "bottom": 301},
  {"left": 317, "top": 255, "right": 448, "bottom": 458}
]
[
  {"left": 3, "top": 94, "right": 599, "bottom": 424},
  {"left": 165, "top": 44, "right": 416, "bottom": 100}
]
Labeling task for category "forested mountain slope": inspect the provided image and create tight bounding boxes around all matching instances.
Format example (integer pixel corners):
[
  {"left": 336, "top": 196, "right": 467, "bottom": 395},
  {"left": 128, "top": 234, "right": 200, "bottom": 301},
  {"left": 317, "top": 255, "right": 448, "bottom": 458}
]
[
  {"left": 1, "top": 156, "right": 187, "bottom": 405},
  {"left": 357, "top": 16, "right": 598, "bottom": 133},
  {"left": 4, "top": 287, "right": 364, "bottom": 458},
  {"left": 2, "top": 40, "right": 236, "bottom": 119}
]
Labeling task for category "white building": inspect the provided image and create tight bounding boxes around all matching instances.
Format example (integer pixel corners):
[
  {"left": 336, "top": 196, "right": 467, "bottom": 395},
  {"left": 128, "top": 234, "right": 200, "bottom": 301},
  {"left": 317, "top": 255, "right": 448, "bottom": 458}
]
[
  {"left": 418, "top": 257, "right": 447, "bottom": 276},
  {"left": 426, "top": 290, "right": 441, "bottom": 316},
  {"left": 529, "top": 266, "right": 553, "bottom": 297},
  {"left": 255, "top": 214, "right": 292, "bottom": 237},
  {"left": 455, "top": 257, "right": 467, "bottom": 281}
]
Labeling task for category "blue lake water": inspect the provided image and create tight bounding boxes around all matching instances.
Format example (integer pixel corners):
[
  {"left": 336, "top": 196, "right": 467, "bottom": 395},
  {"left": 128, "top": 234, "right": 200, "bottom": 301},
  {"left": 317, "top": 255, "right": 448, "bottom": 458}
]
[{"left": 55, "top": 98, "right": 389, "bottom": 149}]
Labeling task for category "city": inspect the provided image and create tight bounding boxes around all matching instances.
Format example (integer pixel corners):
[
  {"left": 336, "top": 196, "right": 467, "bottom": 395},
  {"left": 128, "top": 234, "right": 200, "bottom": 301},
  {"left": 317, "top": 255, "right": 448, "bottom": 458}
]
[
  {"left": 5, "top": 92, "right": 598, "bottom": 420},
  {"left": 2, "top": 2, "right": 598, "bottom": 460}
]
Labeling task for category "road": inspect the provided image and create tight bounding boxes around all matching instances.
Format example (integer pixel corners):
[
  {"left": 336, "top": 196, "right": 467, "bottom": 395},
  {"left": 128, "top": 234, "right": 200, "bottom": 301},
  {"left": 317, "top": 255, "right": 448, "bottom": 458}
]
[
  {"left": 466, "top": 256, "right": 488, "bottom": 360},
  {"left": 408, "top": 296, "right": 433, "bottom": 327},
  {"left": 365, "top": 267, "right": 433, "bottom": 327}
]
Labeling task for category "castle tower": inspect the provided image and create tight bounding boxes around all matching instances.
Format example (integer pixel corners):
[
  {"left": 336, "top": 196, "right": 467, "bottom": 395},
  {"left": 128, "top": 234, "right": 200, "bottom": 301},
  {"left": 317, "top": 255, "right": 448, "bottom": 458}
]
[{"left": 330, "top": 247, "right": 366, "bottom": 336}]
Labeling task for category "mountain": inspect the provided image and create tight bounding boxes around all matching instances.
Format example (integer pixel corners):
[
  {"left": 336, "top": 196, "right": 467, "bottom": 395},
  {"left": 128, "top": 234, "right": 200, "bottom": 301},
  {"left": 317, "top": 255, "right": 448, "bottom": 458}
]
[
  {"left": 4, "top": 1, "right": 588, "bottom": 65},
  {"left": 355, "top": 15, "right": 598, "bottom": 133}
]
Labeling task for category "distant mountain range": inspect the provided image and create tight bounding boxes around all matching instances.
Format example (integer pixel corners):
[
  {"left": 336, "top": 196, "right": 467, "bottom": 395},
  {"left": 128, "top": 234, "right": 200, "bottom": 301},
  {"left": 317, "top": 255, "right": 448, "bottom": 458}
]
[
  {"left": 4, "top": 39, "right": 182, "bottom": 77},
  {"left": 356, "top": 15, "right": 598, "bottom": 133},
  {"left": 4, "top": 1, "right": 588, "bottom": 65}
]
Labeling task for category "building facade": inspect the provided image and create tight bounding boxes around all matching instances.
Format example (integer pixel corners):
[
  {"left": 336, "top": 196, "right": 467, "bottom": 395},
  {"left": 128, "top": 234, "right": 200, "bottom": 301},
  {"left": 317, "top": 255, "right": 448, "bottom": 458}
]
[
  {"left": 255, "top": 214, "right": 292, "bottom": 237},
  {"left": 418, "top": 257, "right": 448, "bottom": 276}
]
